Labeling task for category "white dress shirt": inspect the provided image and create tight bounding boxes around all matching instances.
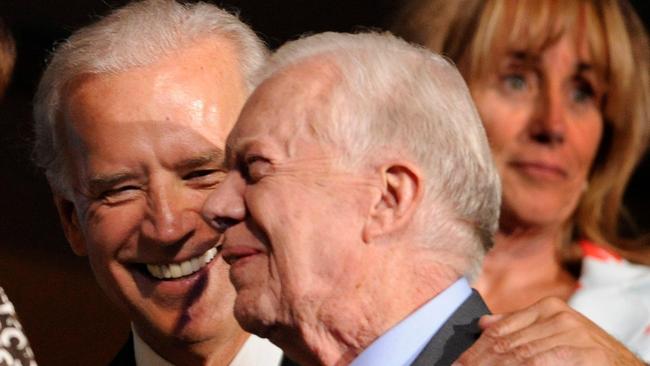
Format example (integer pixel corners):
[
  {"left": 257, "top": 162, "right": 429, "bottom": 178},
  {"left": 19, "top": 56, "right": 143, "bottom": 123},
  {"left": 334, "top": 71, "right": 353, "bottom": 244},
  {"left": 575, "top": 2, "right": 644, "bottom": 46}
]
[
  {"left": 133, "top": 325, "right": 283, "bottom": 366},
  {"left": 350, "top": 278, "right": 472, "bottom": 366}
]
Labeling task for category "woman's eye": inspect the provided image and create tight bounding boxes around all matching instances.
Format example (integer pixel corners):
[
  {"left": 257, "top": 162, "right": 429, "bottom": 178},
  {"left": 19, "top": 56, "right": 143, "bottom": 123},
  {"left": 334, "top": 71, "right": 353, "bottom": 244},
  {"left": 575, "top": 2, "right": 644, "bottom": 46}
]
[
  {"left": 571, "top": 80, "right": 596, "bottom": 104},
  {"left": 503, "top": 74, "right": 527, "bottom": 91}
]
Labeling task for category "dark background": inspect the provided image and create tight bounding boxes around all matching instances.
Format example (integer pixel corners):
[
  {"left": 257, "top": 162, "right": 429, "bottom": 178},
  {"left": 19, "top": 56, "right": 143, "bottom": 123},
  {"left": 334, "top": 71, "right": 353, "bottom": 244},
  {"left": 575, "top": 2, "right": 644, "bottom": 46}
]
[{"left": 0, "top": 1, "right": 647, "bottom": 365}]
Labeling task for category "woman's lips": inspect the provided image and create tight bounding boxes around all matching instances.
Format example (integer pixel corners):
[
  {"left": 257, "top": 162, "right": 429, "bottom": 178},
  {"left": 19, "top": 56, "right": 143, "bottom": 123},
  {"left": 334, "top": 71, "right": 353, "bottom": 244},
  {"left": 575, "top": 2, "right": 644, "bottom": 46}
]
[{"left": 510, "top": 161, "right": 567, "bottom": 180}]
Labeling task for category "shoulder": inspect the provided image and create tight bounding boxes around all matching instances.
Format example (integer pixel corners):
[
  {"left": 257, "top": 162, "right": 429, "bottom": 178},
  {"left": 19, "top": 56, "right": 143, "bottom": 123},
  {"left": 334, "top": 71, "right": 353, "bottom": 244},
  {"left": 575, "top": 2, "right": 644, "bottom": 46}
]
[{"left": 569, "top": 240, "right": 650, "bottom": 361}]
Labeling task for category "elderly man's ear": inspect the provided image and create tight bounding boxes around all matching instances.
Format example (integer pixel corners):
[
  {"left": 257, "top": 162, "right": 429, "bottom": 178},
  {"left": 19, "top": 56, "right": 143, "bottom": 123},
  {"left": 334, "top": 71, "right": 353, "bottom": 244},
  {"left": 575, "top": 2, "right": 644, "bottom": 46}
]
[
  {"left": 53, "top": 195, "right": 88, "bottom": 256},
  {"left": 362, "top": 163, "right": 423, "bottom": 243}
]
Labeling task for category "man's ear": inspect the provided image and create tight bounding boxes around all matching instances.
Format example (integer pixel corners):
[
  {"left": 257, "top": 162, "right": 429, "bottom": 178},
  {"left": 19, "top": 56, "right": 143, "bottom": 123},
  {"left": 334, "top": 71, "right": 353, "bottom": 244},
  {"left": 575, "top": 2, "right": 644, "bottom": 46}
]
[
  {"left": 363, "top": 162, "right": 423, "bottom": 243},
  {"left": 53, "top": 195, "right": 87, "bottom": 256}
]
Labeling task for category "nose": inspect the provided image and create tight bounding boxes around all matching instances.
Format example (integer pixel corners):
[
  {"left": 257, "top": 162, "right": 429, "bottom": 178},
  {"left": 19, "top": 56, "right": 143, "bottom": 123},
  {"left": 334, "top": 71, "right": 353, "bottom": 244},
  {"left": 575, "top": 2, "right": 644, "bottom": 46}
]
[
  {"left": 530, "top": 84, "right": 566, "bottom": 145},
  {"left": 202, "top": 170, "right": 246, "bottom": 233},
  {"left": 141, "top": 184, "right": 195, "bottom": 246}
]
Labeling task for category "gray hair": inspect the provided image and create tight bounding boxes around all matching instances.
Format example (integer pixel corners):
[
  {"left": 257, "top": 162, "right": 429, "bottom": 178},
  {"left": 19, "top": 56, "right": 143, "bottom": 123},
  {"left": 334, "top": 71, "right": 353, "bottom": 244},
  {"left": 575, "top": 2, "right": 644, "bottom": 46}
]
[
  {"left": 33, "top": 0, "right": 267, "bottom": 198},
  {"left": 259, "top": 32, "right": 500, "bottom": 279}
]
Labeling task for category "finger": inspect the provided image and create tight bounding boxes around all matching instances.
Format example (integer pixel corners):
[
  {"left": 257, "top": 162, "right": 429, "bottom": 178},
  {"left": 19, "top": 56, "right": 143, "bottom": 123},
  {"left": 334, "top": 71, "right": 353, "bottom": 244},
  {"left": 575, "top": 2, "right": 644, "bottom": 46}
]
[
  {"left": 491, "top": 310, "right": 582, "bottom": 352},
  {"left": 484, "top": 297, "right": 570, "bottom": 337},
  {"left": 498, "top": 329, "right": 582, "bottom": 359},
  {"left": 519, "top": 345, "right": 604, "bottom": 366},
  {"left": 478, "top": 314, "right": 504, "bottom": 329}
]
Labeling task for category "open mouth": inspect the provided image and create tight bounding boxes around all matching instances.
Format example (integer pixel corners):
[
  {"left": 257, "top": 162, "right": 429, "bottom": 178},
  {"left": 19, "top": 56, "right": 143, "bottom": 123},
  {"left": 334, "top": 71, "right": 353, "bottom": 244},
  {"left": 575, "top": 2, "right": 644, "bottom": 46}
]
[{"left": 144, "top": 246, "right": 219, "bottom": 280}]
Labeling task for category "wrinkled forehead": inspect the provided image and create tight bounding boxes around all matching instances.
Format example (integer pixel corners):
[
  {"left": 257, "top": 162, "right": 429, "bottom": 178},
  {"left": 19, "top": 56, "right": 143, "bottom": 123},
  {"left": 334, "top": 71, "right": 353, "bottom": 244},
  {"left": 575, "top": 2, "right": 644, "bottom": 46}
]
[{"left": 226, "top": 57, "right": 341, "bottom": 158}]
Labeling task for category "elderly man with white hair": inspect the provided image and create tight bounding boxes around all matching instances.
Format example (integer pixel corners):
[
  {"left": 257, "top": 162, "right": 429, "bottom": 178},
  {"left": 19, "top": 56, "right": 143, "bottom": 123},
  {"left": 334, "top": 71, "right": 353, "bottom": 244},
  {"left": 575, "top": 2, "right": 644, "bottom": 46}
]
[
  {"left": 202, "top": 32, "right": 501, "bottom": 366},
  {"left": 32, "top": 0, "right": 283, "bottom": 365}
]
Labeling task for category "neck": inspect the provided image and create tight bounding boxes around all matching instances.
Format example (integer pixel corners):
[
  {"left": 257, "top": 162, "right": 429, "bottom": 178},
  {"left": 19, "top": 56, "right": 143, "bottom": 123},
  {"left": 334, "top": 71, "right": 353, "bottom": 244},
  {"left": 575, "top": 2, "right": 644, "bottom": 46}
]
[
  {"left": 271, "top": 245, "right": 459, "bottom": 366},
  {"left": 135, "top": 323, "right": 249, "bottom": 366},
  {"left": 474, "top": 219, "right": 577, "bottom": 313}
]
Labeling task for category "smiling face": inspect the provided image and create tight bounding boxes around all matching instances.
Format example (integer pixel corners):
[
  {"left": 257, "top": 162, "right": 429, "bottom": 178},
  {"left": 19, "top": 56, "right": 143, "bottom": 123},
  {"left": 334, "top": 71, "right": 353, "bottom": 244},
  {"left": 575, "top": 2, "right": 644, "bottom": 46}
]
[
  {"left": 57, "top": 37, "right": 247, "bottom": 349},
  {"left": 202, "top": 63, "right": 379, "bottom": 344},
  {"left": 470, "top": 31, "right": 604, "bottom": 231}
]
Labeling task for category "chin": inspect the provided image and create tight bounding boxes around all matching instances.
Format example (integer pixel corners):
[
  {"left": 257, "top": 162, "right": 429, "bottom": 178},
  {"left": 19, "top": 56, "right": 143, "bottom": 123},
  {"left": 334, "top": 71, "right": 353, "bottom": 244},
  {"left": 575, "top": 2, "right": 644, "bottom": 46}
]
[
  {"left": 233, "top": 292, "right": 278, "bottom": 338},
  {"left": 502, "top": 185, "right": 580, "bottom": 227},
  {"left": 503, "top": 201, "right": 575, "bottom": 230}
]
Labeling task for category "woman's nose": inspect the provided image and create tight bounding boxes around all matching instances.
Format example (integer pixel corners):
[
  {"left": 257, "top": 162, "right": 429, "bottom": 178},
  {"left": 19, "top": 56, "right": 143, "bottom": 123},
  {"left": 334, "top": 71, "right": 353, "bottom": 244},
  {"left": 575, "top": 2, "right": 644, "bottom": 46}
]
[{"left": 529, "top": 85, "right": 567, "bottom": 145}]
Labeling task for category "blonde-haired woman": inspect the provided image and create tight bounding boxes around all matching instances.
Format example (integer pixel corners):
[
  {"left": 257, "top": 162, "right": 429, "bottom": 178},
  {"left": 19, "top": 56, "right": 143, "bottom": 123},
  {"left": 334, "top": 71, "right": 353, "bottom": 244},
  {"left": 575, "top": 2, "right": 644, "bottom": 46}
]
[{"left": 393, "top": 0, "right": 649, "bottom": 363}]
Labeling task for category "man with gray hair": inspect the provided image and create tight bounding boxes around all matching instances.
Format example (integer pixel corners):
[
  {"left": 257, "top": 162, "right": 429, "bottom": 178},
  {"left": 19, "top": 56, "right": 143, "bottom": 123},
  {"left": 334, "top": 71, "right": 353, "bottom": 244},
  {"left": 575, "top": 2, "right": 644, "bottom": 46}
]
[
  {"left": 202, "top": 31, "right": 500, "bottom": 365},
  {"left": 32, "top": 0, "right": 282, "bottom": 364}
]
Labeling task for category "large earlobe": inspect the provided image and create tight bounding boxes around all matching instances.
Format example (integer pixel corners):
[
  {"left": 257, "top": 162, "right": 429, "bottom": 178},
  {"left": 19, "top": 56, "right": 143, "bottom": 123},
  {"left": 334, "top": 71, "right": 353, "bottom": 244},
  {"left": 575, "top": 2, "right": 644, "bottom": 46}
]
[
  {"left": 53, "top": 195, "right": 88, "bottom": 256},
  {"left": 362, "top": 163, "right": 423, "bottom": 243}
]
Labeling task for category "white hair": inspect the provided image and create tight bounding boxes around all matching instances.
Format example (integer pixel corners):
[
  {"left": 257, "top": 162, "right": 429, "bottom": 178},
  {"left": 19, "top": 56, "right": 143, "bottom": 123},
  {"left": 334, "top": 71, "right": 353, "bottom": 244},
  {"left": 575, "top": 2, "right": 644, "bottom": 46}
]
[
  {"left": 33, "top": 0, "right": 267, "bottom": 198},
  {"left": 259, "top": 32, "right": 500, "bottom": 279}
]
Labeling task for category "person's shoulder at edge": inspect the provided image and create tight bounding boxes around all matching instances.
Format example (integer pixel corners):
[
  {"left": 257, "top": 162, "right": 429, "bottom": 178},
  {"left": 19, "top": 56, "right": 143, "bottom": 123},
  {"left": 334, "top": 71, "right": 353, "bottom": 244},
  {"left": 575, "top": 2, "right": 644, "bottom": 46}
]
[{"left": 569, "top": 239, "right": 650, "bottom": 361}]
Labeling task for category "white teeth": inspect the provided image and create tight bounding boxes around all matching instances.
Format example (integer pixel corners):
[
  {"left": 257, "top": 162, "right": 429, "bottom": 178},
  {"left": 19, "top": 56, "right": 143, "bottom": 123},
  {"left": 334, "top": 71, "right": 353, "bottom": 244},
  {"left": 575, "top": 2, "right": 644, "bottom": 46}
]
[
  {"left": 146, "top": 246, "right": 219, "bottom": 280},
  {"left": 205, "top": 247, "right": 217, "bottom": 263},
  {"left": 170, "top": 264, "right": 182, "bottom": 278},
  {"left": 181, "top": 261, "right": 192, "bottom": 275},
  {"left": 148, "top": 265, "right": 162, "bottom": 278},
  {"left": 191, "top": 258, "right": 201, "bottom": 272}
]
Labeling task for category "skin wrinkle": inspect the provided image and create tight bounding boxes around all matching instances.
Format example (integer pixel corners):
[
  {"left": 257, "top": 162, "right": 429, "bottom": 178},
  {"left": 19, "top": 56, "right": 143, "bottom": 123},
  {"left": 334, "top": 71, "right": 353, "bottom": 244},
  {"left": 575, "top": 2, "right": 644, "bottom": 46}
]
[
  {"left": 205, "top": 51, "right": 473, "bottom": 365},
  {"left": 55, "top": 37, "right": 250, "bottom": 365}
]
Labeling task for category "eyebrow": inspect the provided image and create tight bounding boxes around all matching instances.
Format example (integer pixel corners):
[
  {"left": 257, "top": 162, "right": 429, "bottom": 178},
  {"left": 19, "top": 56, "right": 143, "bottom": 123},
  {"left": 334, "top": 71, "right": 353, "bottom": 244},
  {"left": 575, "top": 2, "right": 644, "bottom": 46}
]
[
  {"left": 576, "top": 62, "right": 595, "bottom": 73},
  {"left": 87, "top": 172, "right": 138, "bottom": 194},
  {"left": 509, "top": 51, "right": 538, "bottom": 63},
  {"left": 509, "top": 51, "right": 596, "bottom": 73}
]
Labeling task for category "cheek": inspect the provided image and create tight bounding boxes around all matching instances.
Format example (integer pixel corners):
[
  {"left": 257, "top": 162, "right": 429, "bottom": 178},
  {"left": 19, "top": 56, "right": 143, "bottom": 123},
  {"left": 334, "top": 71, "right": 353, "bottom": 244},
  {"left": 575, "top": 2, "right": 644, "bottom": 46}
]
[
  {"left": 473, "top": 89, "right": 527, "bottom": 160},
  {"left": 572, "top": 117, "right": 603, "bottom": 174},
  {"left": 83, "top": 204, "right": 145, "bottom": 258}
]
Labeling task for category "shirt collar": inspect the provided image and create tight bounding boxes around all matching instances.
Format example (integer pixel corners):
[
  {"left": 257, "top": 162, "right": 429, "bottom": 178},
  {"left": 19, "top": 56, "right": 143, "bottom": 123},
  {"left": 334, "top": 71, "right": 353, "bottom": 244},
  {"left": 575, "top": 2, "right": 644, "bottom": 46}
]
[
  {"left": 132, "top": 325, "right": 284, "bottom": 366},
  {"left": 350, "top": 277, "right": 472, "bottom": 366},
  {"left": 132, "top": 325, "right": 175, "bottom": 366}
]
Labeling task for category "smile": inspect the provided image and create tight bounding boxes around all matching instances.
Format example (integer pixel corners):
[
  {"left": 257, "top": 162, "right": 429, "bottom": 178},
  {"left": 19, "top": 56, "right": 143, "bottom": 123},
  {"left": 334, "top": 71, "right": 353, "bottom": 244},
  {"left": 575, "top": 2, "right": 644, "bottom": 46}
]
[
  {"left": 221, "top": 246, "right": 263, "bottom": 266},
  {"left": 145, "top": 247, "right": 218, "bottom": 280}
]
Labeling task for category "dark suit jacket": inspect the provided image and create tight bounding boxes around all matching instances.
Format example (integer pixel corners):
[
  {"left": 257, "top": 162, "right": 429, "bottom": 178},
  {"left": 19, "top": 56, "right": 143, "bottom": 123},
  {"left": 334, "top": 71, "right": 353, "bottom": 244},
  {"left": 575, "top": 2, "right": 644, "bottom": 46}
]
[
  {"left": 108, "top": 334, "right": 136, "bottom": 366},
  {"left": 411, "top": 290, "right": 489, "bottom": 366}
]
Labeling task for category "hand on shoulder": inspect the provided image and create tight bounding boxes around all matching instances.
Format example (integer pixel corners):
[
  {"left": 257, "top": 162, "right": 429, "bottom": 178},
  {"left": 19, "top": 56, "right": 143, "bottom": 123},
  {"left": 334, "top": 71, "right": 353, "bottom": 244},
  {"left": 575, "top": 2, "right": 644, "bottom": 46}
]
[{"left": 454, "top": 297, "right": 646, "bottom": 365}]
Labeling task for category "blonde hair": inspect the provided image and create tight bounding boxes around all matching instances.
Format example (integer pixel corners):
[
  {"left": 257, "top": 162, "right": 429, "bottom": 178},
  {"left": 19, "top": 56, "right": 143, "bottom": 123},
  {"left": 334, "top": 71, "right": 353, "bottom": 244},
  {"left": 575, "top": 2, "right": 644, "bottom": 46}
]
[
  {"left": 392, "top": 0, "right": 650, "bottom": 263},
  {"left": 0, "top": 17, "right": 15, "bottom": 98}
]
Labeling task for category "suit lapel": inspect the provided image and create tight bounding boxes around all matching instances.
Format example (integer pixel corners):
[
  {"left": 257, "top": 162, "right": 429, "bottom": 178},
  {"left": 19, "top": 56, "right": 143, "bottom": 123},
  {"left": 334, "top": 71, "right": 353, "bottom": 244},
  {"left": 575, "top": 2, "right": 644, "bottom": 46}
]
[
  {"left": 279, "top": 356, "right": 301, "bottom": 366},
  {"left": 411, "top": 290, "right": 489, "bottom": 366},
  {"left": 108, "top": 333, "right": 136, "bottom": 366}
]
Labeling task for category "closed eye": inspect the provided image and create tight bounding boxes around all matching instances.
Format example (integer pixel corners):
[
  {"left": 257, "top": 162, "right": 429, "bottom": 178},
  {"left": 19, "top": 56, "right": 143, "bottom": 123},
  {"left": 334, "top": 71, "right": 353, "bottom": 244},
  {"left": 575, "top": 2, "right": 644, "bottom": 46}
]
[
  {"left": 184, "top": 169, "right": 219, "bottom": 180},
  {"left": 99, "top": 185, "right": 140, "bottom": 204},
  {"left": 243, "top": 155, "right": 269, "bottom": 183},
  {"left": 183, "top": 169, "right": 227, "bottom": 187}
]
